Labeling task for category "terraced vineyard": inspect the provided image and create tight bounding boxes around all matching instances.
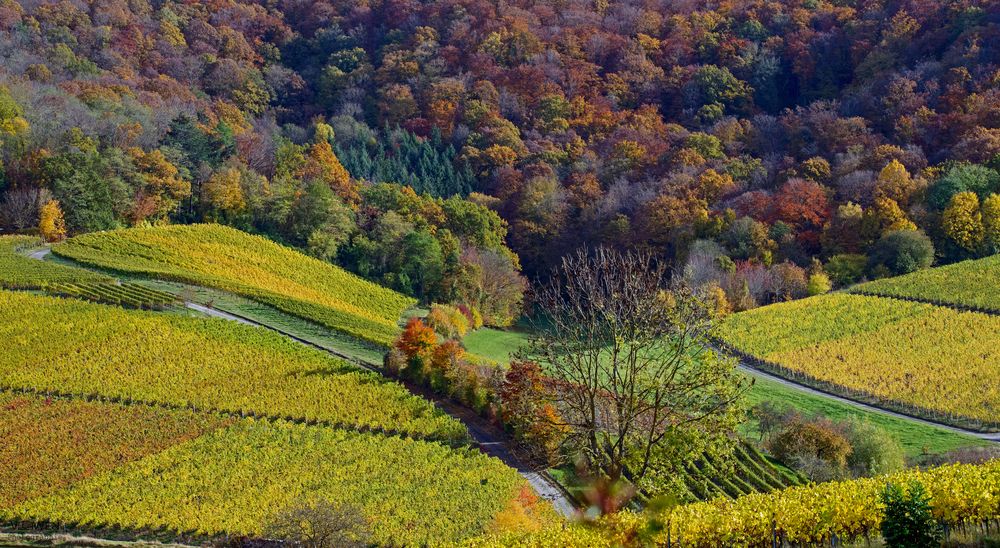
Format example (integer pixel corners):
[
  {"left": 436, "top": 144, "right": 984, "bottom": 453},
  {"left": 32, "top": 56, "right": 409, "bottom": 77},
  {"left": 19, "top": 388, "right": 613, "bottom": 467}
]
[
  {"left": 46, "top": 281, "right": 176, "bottom": 309},
  {"left": 718, "top": 294, "right": 1000, "bottom": 430},
  {"left": 0, "top": 394, "right": 539, "bottom": 545},
  {"left": 0, "top": 291, "right": 465, "bottom": 442},
  {"left": 54, "top": 225, "right": 416, "bottom": 345},
  {"left": 0, "top": 236, "right": 110, "bottom": 289},
  {"left": 853, "top": 254, "right": 1000, "bottom": 313},
  {"left": 675, "top": 443, "right": 807, "bottom": 502}
]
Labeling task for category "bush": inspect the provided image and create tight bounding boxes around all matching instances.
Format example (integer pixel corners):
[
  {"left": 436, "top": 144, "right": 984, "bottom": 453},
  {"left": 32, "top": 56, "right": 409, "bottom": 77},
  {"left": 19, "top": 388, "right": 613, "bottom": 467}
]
[
  {"left": 384, "top": 347, "right": 406, "bottom": 377},
  {"left": 769, "top": 262, "right": 808, "bottom": 300},
  {"left": 425, "top": 304, "right": 470, "bottom": 339},
  {"left": 806, "top": 272, "right": 832, "bottom": 296},
  {"left": 766, "top": 418, "right": 851, "bottom": 481},
  {"left": 845, "top": 420, "right": 905, "bottom": 477},
  {"left": 881, "top": 481, "right": 942, "bottom": 548},
  {"left": 869, "top": 229, "right": 934, "bottom": 276},
  {"left": 825, "top": 254, "right": 867, "bottom": 286}
]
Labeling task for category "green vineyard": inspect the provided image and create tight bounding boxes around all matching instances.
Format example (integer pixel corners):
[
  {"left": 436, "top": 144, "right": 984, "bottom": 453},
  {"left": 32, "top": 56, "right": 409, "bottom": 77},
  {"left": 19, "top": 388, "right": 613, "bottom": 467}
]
[
  {"left": 0, "top": 291, "right": 466, "bottom": 442},
  {"left": 678, "top": 443, "right": 807, "bottom": 502},
  {"left": 853, "top": 253, "right": 1000, "bottom": 313},
  {"left": 0, "top": 236, "right": 110, "bottom": 289},
  {"left": 45, "top": 282, "right": 176, "bottom": 309}
]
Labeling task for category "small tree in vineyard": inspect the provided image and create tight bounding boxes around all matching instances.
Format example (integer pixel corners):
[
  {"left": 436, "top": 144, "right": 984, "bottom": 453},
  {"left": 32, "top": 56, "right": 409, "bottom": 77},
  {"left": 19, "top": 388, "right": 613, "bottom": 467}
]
[{"left": 522, "top": 246, "right": 750, "bottom": 491}]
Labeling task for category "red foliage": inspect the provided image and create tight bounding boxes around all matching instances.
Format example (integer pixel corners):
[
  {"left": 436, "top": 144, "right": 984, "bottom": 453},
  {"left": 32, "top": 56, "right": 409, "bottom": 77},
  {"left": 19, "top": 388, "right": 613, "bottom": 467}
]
[
  {"left": 395, "top": 318, "right": 437, "bottom": 360},
  {"left": 769, "top": 179, "right": 830, "bottom": 229}
]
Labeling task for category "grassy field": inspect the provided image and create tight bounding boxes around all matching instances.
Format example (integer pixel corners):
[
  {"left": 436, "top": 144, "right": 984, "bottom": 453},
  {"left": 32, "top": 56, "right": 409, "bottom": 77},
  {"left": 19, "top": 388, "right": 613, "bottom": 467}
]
[
  {"left": 462, "top": 327, "right": 531, "bottom": 364},
  {"left": 720, "top": 294, "right": 1000, "bottom": 430},
  {"left": 853, "top": 253, "right": 1000, "bottom": 312},
  {"left": 745, "top": 375, "right": 986, "bottom": 458},
  {"left": 54, "top": 225, "right": 416, "bottom": 345}
]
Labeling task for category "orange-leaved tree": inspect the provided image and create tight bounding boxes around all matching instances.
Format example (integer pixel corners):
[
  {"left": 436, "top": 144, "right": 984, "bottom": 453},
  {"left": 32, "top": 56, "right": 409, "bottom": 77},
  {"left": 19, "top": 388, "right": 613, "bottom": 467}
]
[
  {"left": 499, "top": 360, "right": 566, "bottom": 465},
  {"left": 394, "top": 318, "right": 437, "bottom": 381}
]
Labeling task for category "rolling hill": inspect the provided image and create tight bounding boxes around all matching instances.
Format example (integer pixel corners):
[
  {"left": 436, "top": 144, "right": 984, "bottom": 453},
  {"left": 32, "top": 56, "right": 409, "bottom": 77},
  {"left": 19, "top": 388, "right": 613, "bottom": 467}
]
[{"left": 53, "top": 224, "right": 417, "bottom": 345}]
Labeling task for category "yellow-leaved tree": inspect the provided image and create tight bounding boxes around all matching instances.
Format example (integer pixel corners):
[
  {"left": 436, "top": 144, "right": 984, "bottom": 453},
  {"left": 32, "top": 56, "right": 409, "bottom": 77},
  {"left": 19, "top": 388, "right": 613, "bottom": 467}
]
[
  {"left": 875, "top": 159, "right": 917, "bottom": 205},
  {"left": 38, "top": 200, "right": 67, "bottom": 242},
  {"left": 202, "top": 167, "right": 247, "bottom": 215},
  {"left": 982, "top": 193, "right": 1000, "bottom": 254},
  {"left": 942, "top": 191, "right": 984, "bottom": 252},
  {"left": 868, "top": 196, "right": 916, "bottom": 234}
]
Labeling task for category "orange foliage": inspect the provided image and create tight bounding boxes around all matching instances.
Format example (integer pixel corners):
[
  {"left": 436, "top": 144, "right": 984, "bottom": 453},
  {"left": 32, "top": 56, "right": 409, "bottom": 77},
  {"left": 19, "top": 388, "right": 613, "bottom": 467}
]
[{"left": 395, "top": 318, "right": 437, "bottom": 360}]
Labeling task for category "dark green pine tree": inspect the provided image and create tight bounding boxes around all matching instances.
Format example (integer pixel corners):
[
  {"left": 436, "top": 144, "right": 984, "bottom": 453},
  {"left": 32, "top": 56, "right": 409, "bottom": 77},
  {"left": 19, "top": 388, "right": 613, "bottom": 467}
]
[{"left": 337, "top": 127, "right": 475, "bottom": 197}]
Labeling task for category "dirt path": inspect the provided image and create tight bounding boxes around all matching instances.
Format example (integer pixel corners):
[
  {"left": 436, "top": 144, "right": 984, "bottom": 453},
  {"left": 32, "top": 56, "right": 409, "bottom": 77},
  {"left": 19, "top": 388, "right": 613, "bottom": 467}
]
[
  {"left": 0, "top": 531, "right": 197, "bottom": 548},
  {"left": 28, "top": 247, "right": 51, "bottom": 260},
  {"left": 184, "top": 302, "right": 256, "bottom": 327}
]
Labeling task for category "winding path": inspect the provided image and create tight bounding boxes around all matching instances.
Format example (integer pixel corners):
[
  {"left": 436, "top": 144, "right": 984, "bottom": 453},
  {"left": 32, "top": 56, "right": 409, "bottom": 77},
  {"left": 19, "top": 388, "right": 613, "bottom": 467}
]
[
  {"left": 28, "top": 247, "right": 51, "bottom": 260},
  {"left": 734, "top": 360, "right": 1000, "bottom": 443}
]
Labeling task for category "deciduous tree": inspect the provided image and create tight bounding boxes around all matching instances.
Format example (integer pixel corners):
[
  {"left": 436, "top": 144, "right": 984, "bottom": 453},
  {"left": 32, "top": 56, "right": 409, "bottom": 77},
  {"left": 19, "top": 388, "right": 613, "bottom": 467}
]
[
  {"left": 523, "top": 247, "right": 748, "bottom": 486},
  {"left": 38, "top": 199, "right": 67, "bottom": 242}
]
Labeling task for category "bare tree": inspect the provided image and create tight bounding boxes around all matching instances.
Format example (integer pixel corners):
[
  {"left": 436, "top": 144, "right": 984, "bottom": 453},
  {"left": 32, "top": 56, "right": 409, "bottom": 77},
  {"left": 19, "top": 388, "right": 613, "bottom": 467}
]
[
  {"left": 522, "top": 246, "right": 750, "bottom": 486},
  {"left": 0, "top": 186, "right": 49, "bottom": 230},
  {"left": 263, "top": 499, "right": 371, "bottom": 548}
]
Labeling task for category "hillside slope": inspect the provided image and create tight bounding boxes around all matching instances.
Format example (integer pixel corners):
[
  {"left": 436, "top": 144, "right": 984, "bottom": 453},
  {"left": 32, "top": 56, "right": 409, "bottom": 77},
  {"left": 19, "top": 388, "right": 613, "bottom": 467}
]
[
  {"left": 853, "top": 254, "right": 1000, "bottom": 313},
  {"left": 54, "top": 225, "right": 416, "bottom": 345},
  {"left": 718, "top": 294, "right": 1000, "bottom": 431}
]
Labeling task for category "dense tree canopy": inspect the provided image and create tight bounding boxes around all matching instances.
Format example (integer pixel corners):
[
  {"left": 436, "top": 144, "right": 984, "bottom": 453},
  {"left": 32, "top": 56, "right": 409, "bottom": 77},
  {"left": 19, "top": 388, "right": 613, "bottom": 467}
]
[{"left": 1, "top": 0, "right": 999, "bottom": 311}]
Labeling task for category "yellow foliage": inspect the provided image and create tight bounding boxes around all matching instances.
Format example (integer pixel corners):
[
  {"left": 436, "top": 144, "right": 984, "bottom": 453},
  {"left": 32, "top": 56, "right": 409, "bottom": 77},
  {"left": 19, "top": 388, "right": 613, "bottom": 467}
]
[
  {"left": 875, "top": 159, "right": 915, "bottom": 205},
  {"left": 426, "top": 303, "right": 470, "bottom": 339},
  {"left": 983, "top": 193, "right": 1000, "bottom": 251},
  {"left": 203, "top": 167, "right": 247, "bottom": 213},
  {"left": 301, "top": 141, "right": 359, "bottom": 205},
  {"left": 38, "top": 200, "right": 67, "bottom": 242},
  {"left": 128, "top": 147, "right": 191, "bottom": 221},
  {"left": 159, "top": 19, "right": 186, "bottom": 47},
  {"left": 704, "top": 282, "right": 731, "bottom": 318},
  {"left": 487, "top": 486, "right": 557, "bottom": 536},
  {"left": 871, "top": 196, "right": 916, "bottom": 233},
  {"left": 942, "top": 191, "right": 984, "bottom": 252}
]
